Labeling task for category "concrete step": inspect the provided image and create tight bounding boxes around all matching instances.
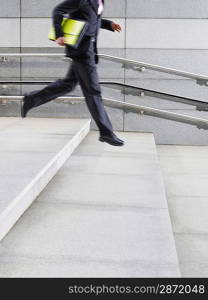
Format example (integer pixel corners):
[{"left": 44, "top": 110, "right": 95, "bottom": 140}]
[
  {"left": 0, "top": 117, "right": 91, "bottom": 241},
  {"left": 0, "top": 131, "right": 180, "bottom": 277},
  {"left": 157, "top": 145, "right": 208, "bottom": 277}
]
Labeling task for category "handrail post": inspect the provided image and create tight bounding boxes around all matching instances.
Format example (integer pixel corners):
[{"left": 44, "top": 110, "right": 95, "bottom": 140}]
[{"left": 0, "top": 56, "right": 8, "bottom": 63}]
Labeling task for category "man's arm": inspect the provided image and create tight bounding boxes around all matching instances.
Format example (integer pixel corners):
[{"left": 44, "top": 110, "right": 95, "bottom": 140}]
[
  {"left": 101, "top": 19, "right": 114, "bottom": 31},
  {"left": 53, "top": 0, "right": 82, "bottom": 39},
  {"left": 101, "top": 19, "right": 122, "bottom": 32}
]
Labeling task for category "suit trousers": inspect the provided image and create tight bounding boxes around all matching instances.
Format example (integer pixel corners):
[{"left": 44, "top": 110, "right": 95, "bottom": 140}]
[{"left": 24, "top": 48, "right": 113, "bottom": 136}]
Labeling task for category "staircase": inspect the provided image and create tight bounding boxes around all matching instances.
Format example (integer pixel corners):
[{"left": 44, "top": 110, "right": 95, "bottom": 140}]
[{"left": 0, "top": 119, "right": 180, "bottom": 277}]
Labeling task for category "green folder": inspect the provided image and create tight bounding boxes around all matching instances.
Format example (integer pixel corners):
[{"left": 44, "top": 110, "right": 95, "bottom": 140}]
[{"left": 48, "top": 18, "right": 88, "bottom": 48}]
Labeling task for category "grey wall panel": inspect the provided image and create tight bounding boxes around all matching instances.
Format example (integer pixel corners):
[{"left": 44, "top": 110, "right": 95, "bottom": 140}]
[
  {"left": 21, "top": 57, "right": 70, "bottom": 78},
  {"left": 98, "top": 48, "right": 125, "bottom": 79},
  {"left": 0, "top": 19, "right": 20, "bottom": 47},
  {"left": 124, "top": 110, "right": 208, "bottom": 145},
  {"left": 0, "top": 47, "right": 20, "bottom": 83},
  {"left": 21, "top": 0, "right": 126, "bottom": 18},
  {"left": 21, "top": 47, "right": 64, "bottom": 54},
  {"left": 0, "top": 0, "right": 20, "bottom": 17},
  {"left": 0, "top": 85, "right": 21, "bottom": 96},
  {"left": 21, "top": 17, "right": 124, "bottom": 48},
  {"left": 104, "top": 106, "right": 124, "bottom": 131},
  {"left": 0, "top": 101, "right": 20, "bottom": 117},
  {"left": 101, "top": 77, "right": 125, "bottom": 101},
  {"left": 126, "top": 19, "right": 208, "bottom": 49},
  {"left": 98, "top": 18, "right": 125, "bottom": 48},
  {"left": 24, "top": 101, "right": 65, "bottom": 118},
  {"left": 21, "top": 18, "right": 55, "bottom": 47},
  {"left": 125, "top": 49, "right": 208, "bottom": 80},
  {"left": 20, "top": 48, "right": 125, "bottom": 79},
  {"left": 21, "top": 0, "right": 60, "bottom": 17},
  {"left": 103, "top": 0, "right": 126, "bottom": 18},
  {"left": 124, "top": 79, "right": 208, "bottom": 104},
  {"left": 0, "top": 54, "right": 20, "bottom": 78},
  {"left": 0, "top": 48, "right": 20, "bottom": 54},
  {"left": 126, "top": 0, "right": 208, "bottom": 19}
]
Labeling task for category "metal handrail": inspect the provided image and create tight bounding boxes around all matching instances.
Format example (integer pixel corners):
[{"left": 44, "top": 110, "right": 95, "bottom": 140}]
[
  {"left": 99, "top": 54, "right": 208, "bottom": 87},
  {"left": 0, "top": 53, "right": 64, "bottom": 57},
  {"left": 1, "top": 95, "right": 208, "bottom": 130},
  {"left": 100, "top": 82, "right": 208, "bottom": 111},
  {"left": 1, "top": 80, "right": 208, "bottom": 111},
  {"left": 0, "top": 53, "right": 70, "bottom": 63},
  {"left": 0, "top": 53, "right": 65, "bottom": 58},
  {"left": 0, "top": 81, "right": 53, "bottom": 85},
  {"left": 1, "top": 52, "right": 208, "bottom": 86}
]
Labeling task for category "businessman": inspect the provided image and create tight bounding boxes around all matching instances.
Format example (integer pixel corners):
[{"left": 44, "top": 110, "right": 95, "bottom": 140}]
[{"left": 21, "top": 0, "right": 124, "bottom": 146}]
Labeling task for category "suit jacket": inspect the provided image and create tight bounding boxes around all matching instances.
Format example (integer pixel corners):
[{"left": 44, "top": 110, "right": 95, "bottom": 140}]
[{"left": 52, "top": 0, "right": 114, "bottom": 62}]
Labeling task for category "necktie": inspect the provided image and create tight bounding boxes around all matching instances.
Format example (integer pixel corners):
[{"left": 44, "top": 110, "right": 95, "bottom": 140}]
[{"left": 97, "top": 0, "right": 104, "bottom": 15}]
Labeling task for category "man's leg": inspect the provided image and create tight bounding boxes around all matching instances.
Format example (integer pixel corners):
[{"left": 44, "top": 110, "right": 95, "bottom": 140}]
[
  {"left": 22, "top": 62, "right": 78, "bottom": 115},
  {"left": 72, "top": 56, "right": 124, "bottom": 146},
  {"left": 72, "top": 58, "right": 113, "bottom": 136}
]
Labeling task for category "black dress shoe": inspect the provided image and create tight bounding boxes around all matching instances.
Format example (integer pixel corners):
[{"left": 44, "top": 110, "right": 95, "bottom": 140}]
[
  {"left": 21, "top": 95, "right": 31, "bottom": 118},
  {"left": 99, "top": 133, "right": 124, "bottom": 146}
]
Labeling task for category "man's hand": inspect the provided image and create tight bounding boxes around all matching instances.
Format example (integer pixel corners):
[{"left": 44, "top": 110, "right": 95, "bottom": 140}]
[
  {"left": 56, "top": 37, "right": 65, "bottom": 46},
  {"left": 111, "top": 22, "right": 122, "bottom": 32}
]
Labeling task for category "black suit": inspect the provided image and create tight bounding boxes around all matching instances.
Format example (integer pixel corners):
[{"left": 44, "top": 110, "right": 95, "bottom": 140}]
[{"left": 25, "top": 0, "right": 114, "bottom": 136}]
